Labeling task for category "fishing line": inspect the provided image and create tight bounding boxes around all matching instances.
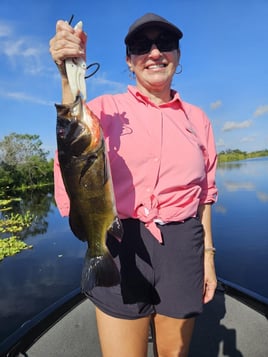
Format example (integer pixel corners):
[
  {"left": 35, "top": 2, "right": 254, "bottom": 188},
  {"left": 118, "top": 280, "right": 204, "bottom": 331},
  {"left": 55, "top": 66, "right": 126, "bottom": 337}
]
[{"left": 68, "top": 14, "right": 74, "bottom": 25}]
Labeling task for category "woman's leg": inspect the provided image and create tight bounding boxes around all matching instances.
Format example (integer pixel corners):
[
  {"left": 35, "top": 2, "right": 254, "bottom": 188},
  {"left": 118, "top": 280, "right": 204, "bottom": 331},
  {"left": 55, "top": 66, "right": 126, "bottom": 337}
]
[
  {"left": 152, "top": 314, "right": 195, "bottom": 357},
  {"left": 96, "top": 307, "right": 151, "bottom": 357}
]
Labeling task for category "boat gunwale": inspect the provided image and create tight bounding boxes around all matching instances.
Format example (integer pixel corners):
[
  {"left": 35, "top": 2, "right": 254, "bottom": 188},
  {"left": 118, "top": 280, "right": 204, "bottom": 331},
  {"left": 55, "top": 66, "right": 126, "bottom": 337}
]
[
  {"left": 0, "top": 288, "right": 85, "bottom": 357},
  {"left": 0, "top": 279, "right": 267, "bottom": 357}
]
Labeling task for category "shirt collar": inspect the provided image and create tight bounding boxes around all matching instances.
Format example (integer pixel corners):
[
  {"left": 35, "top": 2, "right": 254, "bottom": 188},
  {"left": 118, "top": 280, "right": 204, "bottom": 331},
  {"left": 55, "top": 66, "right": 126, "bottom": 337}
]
[{"left": 127, "top": 85, "right": 182, "bottom": 108}]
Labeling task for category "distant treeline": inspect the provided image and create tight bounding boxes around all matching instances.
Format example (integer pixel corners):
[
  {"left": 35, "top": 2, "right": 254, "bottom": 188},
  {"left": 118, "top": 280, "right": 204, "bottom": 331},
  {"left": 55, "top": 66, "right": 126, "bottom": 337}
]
[{"left": 218, "top": 149, "right": 268, "bottom": 163}]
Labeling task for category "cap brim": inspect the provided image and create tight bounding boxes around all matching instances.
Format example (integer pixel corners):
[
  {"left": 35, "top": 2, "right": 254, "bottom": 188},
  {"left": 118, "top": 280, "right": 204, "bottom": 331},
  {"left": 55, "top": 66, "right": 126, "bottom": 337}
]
[{"left": 125, "top": 21, "right": 183, "bottom": 44}]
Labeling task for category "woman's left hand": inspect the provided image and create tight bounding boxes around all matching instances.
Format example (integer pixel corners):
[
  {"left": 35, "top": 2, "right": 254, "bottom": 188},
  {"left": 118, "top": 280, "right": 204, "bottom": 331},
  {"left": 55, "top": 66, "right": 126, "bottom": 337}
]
[{"left": 203, "top": 253, "right": 217, "bottom": 304}]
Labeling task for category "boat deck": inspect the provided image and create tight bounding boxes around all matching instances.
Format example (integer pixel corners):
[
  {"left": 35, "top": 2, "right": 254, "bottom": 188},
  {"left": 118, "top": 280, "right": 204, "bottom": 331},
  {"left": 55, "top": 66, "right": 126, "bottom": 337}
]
[{"left": 25, "top": 288, "right": 267, "bottom": 357}]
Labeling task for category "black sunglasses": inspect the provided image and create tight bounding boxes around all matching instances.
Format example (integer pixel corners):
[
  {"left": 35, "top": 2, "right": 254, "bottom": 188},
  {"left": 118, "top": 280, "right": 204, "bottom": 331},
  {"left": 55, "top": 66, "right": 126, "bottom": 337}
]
[{"left": 127, "top": 33, "right": 179, "bottom": 55}]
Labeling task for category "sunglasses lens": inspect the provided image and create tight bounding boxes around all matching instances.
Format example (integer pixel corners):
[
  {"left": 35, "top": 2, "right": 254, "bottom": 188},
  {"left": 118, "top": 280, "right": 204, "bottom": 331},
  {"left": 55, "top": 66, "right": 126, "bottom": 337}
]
[
  {"left": 128, "top": 33, "right": 178, "bottom": 55},
  {"left": 128, "top": 39, "right": 152, "bottom": 55},
  {"left": 156, "top": 34, "right": 178, "bottom": 52}
]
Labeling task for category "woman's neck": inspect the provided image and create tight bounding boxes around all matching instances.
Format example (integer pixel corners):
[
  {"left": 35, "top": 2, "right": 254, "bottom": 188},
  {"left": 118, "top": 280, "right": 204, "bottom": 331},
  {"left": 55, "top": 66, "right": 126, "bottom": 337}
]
[{"left": 136, "top": 84, "right": 172, "bottom": 105}]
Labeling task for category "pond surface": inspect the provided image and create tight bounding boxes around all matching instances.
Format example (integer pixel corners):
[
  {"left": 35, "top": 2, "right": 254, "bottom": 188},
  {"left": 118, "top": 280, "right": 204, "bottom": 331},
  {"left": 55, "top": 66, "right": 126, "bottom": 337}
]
[
  {"left": 0, "top": 157, "right": 268, "bottom": 343},
  {"left": 0, "top": 192, "right": 85, "bottom": 343},
  {"left": 212, "top": 156, "right": 268, "bottom": 302}
]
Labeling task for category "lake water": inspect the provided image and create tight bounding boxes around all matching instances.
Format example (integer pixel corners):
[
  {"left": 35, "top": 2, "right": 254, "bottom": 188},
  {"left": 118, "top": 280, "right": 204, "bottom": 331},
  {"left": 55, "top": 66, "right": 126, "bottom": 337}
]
[
  {"left": 0, "top": 157, "right": 268, "bottom": 344},
  {"left": 212, "top": 156, "right": 268, "bottom": 302}
]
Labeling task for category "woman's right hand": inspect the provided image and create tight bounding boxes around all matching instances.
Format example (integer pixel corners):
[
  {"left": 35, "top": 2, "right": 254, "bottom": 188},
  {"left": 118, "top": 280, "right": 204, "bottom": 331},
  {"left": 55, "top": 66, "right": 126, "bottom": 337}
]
[{"left": 49, "top": 20, "right": 87, "bottom": 77}]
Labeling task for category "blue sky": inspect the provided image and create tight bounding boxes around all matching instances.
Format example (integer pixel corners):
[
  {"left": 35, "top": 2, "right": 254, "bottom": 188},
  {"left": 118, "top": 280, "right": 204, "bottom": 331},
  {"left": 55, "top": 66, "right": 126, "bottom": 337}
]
[{"left": 1, "top": 0, "right": 268, "bottom": 158}]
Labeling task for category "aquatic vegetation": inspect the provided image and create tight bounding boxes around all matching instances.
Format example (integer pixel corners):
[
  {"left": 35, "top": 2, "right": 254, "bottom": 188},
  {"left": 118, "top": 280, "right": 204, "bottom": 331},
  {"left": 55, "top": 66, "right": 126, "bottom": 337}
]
[
  {"left": 0, "top": 236, "right": 32, "bottom": 261},
  {"left": 0, "top": 199, "right": 34, "bottom": 260},
  {"left": 0, "top": 212, "right": 34, "bottom": 234},
  {"left": 0, "top": 198, "right": 21, "bottom": 213}
]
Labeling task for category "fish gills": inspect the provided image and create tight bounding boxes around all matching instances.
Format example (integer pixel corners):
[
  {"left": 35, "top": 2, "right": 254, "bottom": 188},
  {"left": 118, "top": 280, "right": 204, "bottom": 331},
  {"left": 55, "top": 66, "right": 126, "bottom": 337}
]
[{"left": 56, "top": 96, "right": 123, "bottom": 291}]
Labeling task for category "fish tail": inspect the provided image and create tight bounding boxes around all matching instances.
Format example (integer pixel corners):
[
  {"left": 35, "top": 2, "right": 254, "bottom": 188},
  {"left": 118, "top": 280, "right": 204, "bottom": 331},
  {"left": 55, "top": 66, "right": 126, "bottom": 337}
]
[{"left": 81, "top": 249, "right": 120, "bottom": 292}]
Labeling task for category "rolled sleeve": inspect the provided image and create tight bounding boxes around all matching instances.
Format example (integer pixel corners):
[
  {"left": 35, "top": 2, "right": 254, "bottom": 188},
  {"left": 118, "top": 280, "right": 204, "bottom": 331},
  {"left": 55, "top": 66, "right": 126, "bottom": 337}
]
[{"left": 199, "top": 121, "right": 218, "bottom": 205}]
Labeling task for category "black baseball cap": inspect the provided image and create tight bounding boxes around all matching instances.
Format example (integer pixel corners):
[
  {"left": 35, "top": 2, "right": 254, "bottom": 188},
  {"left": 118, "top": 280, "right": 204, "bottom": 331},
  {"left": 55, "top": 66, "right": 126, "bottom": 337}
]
[{"left": 124, "top": 13, "right": 183, "bottom": 44}]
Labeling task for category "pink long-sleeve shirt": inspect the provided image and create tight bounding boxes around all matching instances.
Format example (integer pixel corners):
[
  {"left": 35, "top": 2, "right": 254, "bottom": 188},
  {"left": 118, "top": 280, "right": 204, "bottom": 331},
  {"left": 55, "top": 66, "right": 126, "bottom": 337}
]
[{"left": 54, "top": 85, "right": 218, "bottom": 242}]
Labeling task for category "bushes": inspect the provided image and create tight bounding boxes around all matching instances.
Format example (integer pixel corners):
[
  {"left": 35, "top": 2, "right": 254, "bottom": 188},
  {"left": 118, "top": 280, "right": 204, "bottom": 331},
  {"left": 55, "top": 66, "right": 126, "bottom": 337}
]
[{"left": 218, "top": 149, "right": 268, "bottom": 163}]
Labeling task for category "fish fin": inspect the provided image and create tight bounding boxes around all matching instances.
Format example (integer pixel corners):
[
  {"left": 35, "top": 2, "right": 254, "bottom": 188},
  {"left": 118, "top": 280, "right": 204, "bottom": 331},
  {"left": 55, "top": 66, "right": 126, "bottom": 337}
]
[
  {"left": 108, "top": 216, "right": 124, "bottom": 242},
  {"left": 69, "top": 211, "right": 87, "bottom": 242},
  {"left": 81, "top": 249, "right": 120, "bottom": 292}
]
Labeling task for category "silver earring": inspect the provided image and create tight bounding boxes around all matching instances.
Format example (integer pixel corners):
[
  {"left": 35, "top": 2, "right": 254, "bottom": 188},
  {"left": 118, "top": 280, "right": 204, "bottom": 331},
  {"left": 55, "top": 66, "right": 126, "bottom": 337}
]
[{"left": 176, "top": 64, "right": 182, "bottom": 74}]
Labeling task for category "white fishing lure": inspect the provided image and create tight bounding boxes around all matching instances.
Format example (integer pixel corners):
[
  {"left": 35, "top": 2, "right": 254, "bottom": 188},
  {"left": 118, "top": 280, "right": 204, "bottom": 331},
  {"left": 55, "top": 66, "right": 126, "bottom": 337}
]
[{"left": 65, "top": 21, "right": 87, "bottom": 101}]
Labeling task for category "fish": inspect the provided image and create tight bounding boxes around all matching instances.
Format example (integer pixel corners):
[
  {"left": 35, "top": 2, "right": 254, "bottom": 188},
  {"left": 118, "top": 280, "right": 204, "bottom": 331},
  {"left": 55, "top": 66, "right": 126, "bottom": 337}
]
[{"left": 55, "top": 95, "right": 123, "bottom": 292}]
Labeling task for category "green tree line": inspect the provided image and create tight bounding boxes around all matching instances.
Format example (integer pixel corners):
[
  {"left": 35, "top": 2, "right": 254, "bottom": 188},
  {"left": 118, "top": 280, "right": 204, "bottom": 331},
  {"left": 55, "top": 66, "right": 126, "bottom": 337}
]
[
  {"left": 0, "top": 133, "right": 53, "bottom": 196},
  {"left": 218, "top": 148, "right": 268, "bottom": 163}
]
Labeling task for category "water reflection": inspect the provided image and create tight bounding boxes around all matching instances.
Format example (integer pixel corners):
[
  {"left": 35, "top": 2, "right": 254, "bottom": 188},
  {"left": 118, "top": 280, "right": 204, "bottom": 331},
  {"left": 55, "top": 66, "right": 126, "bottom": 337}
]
[
  {"left": 213, "top": 157, "right": 268, "bottom": 303},
  {"left": 257, "top": 191, "right": 268, "bottom": 202},
  {"left": 4, "top": 186, "right": 53, "bottom": 239},
  {"left": 0, "top": 189, "right": 86, "bottom": 342},
  {"left": 218, "top": 161, "right": 243, "bottom": 170},
  {"left": 223, "top": 181, "right": 255, "bottom": 192}
]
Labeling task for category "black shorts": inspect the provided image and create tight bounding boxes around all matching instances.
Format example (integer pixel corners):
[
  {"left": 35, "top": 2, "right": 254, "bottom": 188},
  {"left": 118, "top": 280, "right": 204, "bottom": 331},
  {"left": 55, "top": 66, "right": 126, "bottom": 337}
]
[{"left": 86, "top": 217, "right": 204, "bottom": 319}]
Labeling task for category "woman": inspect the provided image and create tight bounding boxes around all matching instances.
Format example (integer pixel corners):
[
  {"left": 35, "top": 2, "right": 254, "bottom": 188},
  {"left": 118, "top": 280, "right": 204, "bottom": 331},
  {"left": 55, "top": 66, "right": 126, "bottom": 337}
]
[{"left": 50, "top": 13, "right": 218, "bottom": 357}]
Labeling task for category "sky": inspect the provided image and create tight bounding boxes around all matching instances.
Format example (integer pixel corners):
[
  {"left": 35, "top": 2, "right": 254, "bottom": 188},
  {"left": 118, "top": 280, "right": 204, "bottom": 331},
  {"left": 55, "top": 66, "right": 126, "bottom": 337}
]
[{"left": 1, "top": 0, "right": 268, "bottom": 158}]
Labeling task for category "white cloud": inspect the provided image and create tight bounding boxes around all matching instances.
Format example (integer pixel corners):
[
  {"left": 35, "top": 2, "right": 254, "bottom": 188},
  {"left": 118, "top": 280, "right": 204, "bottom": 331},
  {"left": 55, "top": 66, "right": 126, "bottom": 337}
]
[
  {"left": 0, "top": 21, "right": 46, "bottom": 75},
  {"left": 210, "top": 100, "right": 222, "bottom": 110},
  {"left": 89, "top": 74, "right": 127, "bottom": 94},
  {"left": 0, "top": 22, "right": 12, "bottom": 37},
  {"left": 3, "top": 39, "right": 41, "bottom": 58},
  {"left": 240, "top": 135, "right": 256, "bottom": 143},
  {"left": 253, "top": 105, "right": 268, "bottom": 118},
  {"left": 0, "top": 90, "right": 53, "bottom": 106},
  {"left": 222, "top": 120, "right": 252, "bottom": 132},
  {"left": 216, "top": 138, "right": 225, "bottom": 147}
]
